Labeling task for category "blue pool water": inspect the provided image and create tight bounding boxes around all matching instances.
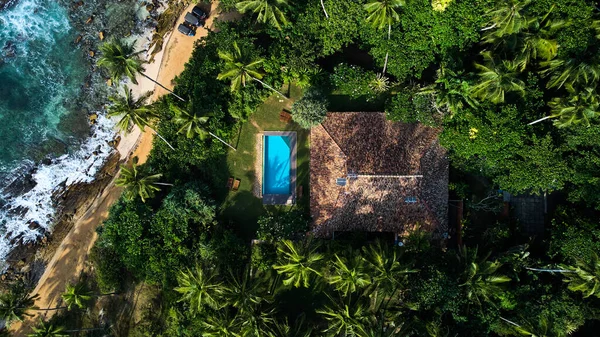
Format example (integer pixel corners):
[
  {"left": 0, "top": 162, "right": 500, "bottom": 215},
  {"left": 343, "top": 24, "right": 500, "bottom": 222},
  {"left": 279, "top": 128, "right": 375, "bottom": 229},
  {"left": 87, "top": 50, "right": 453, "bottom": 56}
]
[{"left": 263, "top": 136, "right": 291, "bottom": 195}]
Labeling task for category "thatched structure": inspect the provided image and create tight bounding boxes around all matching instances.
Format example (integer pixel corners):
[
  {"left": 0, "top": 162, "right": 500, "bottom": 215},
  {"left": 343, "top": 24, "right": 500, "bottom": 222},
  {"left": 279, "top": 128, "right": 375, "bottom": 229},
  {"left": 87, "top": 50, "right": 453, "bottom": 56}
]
[{"left": 310, "top": 112, "right": 448, "bottom": 238}]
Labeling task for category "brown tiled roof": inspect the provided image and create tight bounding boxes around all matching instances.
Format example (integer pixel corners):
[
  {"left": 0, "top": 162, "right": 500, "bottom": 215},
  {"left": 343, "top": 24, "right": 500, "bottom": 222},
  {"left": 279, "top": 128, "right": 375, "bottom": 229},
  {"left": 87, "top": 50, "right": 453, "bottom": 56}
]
[{"left": 310, "top": 112, "right": 448, "bottom": 238}]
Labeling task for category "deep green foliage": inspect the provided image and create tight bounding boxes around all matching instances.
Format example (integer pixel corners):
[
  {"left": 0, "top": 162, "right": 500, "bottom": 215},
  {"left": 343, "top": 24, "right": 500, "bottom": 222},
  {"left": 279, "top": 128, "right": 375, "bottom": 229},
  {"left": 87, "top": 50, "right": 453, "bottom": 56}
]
[
  {"left": 256, "top": 209, "right": 309, "bottom": 241},
  {"left": 95, "top": 182, "right": 217, "bottom": 286},
  {"left": 386, "top": 87, "right": 439, "bottom": 126},
  {"left": 291, "top": 88, "right": 329, "bottom": 128},
  {"left": 87, "top": 0, "right": 600, "bottom": 335}
]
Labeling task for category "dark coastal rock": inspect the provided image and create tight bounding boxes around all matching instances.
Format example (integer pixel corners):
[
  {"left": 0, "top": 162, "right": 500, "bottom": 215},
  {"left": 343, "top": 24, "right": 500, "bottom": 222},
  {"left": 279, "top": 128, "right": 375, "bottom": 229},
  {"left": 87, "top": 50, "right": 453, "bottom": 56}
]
[{"left": 4, "top": 152, "right": 120, "bottom": 278}]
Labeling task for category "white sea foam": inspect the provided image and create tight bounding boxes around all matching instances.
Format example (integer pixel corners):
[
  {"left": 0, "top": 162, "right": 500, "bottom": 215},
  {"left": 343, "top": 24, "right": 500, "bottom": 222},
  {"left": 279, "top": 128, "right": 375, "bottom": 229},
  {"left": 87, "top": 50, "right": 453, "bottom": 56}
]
[
  {"left": 0, "top": 113, "right": 116, "bottom": 265},
  {"left": 0, "top": 0, "right": 70, "bottom": 46}
]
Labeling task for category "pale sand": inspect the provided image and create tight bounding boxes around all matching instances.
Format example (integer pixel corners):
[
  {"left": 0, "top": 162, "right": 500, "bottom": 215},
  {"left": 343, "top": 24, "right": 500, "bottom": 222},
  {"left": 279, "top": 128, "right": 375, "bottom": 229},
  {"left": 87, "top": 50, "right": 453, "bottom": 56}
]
[{"left": 10, "top": 2, "right": 233, "bottom": 334}]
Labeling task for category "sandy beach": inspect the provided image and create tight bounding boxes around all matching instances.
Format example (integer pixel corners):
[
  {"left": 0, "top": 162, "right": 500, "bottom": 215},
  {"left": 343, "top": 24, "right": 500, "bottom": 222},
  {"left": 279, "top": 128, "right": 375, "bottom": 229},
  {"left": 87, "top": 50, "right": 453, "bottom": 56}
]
[{"left": 9, "top": 2, "right": 230, "bottom": 334}]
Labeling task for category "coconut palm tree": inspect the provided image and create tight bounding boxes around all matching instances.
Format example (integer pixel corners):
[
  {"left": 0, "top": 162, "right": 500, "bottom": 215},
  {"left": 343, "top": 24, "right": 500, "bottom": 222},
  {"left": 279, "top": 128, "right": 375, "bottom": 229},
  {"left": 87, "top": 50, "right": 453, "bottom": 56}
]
[
  {"left": 457, "top": 246, "right": 511, "bottom": 306},
  {"left": 202, "top": 311, "right": 241, "bottom": 337},
  {"left": 170, "top": 104, "right": 236, "bottom": 151},
  {"left": 97, "top": 39, "right": 185, "bottom": 102},
  {"left": 540, "top": 58, "right": 600, "bottom": 91},
  {"left": 420, "top": 68, "right": 478, "bottom": 117},
  {"left": 364, "top": 0, "right": 404, "bottom": 75},
  {"left": 0, "top": 291, "right": 37, "bottom": 324},
  {"left": 28, "top": 320, "right": 68, "bottom": 337},
  {"left": 547, "top": 89, "right": 599, "bottom": 128},
  {"left": 272, "top": 314, "right": 313, "bottom": 337},
  {"left": 217, "top": 42, "right": 287, "bottom": 98},
  {"left": 237, "top": 306, "right": 278, "bottom": 337},
  {"left": 560, "top": 253, "right": 600, "bottom": 298},
  {"left": 530, "top": 87, "right": 600, "bottom": 127},
  {"left": 361, "top": 241, "right": 417, "bottom": 295},
  {"left": 175, "top": 265, "right": 225, "bottom": 313},
  {"left": 236, "top": 0, "right": 289, "bottom": 30},
  {"left": 115, "top": 160, "right": 170, "bottom": 202},
  {"left": 107, "top": 86, "right": 175, "bottom": 151},
  {"left": 273, "top": 240, "right": 324, "bottom": 288},
  {"left": 500, "top": 314, "right": 576, "bottom": 337},
  {"left": 481, "top": 0, "right": 531, "bottom": 37},
  {"left": 317, "top": 302, "right": 369, "bottom": 337},
  {"left": 223, "top": 268, "right": 271, "bottom": 315},
  {"left": 470, "top": 52, "right": 525, "bottom": 103},
  {"left": 327, "top": 254, "right": 371, "bottom": 296},
  {"left": 61, "top": 282, "right": 93, "bottom": 310},
  {"left": 0, "top": 290, "right": 67, "bottom": 326}
]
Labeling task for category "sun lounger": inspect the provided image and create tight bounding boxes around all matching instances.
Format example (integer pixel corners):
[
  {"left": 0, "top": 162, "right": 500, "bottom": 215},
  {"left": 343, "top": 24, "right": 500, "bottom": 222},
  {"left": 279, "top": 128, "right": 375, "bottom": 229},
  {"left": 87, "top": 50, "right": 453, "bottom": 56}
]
[
  {"left": 232, "top": 179, "right": 241, "bottom": 191},
  {"left": 227, "top": 177, "right": 234, "bottom": 190},
  {"left": 279, "top": 111, "right": 292, "bottom": 123}
]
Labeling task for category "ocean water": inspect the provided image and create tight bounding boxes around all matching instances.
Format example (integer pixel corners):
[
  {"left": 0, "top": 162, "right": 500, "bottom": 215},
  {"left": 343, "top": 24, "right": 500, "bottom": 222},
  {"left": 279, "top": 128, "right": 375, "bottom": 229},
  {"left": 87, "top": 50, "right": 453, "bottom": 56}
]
[{"left": 0, "top": 0, "right": 117, "bottom": 264}]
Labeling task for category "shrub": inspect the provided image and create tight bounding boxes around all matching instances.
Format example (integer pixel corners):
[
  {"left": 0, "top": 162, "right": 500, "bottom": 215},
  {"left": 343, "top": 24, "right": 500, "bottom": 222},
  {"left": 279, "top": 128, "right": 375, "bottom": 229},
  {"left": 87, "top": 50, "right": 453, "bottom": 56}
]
[
  {"left": 256, "top": 209, "right": 310, "bottom": 241},
  {"left": 292, "top": 89, "right": 329, "bottom": 129},
  {"left": 386, "top": 88, "right": 439, "bottom": 126},
  {"left": 250, "top": 243, "right": 277, "bottom": 272},
  {"left": 89, "top": 243, "right": 125, "bottom": 293},
  {"left": 331, "top": 64, "right": 377, "bottom": 100}
]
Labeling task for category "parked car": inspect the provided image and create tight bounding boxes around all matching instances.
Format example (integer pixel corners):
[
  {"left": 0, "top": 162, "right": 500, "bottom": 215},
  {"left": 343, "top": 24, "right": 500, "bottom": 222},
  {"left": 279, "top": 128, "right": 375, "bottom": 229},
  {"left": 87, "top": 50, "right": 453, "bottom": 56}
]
[
  {"left": 184, "top": 12, "right": 202, "bottom": 27},
  {"left": 192, "top": 6, "right": 208, "bottom": 20},
  {"left": 177, "top": 23, "right": 195, "bottom": 36}
]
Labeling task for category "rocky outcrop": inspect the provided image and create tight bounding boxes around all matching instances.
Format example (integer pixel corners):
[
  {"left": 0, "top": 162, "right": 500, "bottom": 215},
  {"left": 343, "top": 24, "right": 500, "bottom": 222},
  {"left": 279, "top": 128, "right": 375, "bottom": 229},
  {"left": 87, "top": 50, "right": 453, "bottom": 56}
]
[{"left": 3, "top": 151, "right": 121, "bottom": 282}]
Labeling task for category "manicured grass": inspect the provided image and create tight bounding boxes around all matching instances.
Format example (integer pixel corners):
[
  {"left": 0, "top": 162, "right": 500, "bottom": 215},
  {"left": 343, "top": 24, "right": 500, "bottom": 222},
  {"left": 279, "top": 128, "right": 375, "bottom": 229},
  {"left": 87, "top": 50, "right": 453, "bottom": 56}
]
[{"left": 219, "top": 84, "right": 307, "bottom": 239}]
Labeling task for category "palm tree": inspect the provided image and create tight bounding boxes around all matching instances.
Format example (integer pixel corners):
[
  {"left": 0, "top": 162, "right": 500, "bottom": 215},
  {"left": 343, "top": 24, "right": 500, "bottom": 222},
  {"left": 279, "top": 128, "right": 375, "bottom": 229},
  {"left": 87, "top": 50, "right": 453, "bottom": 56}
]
[
  {"left": 115, "top": 160, "right": 170, "bottom": 202},
  {"left": 272, "top": 314, "right": 313, "bottom": 337},
  {"left": 470, "top": 52, "right": 525, "bottom": 103},
  {"left": 529, "top": 88, "right": 600, "bottom": 127},
  {"left": 364, "top": 0, "right": 405, "bottom": 74},
  {"left": 237, "top": 306, "right": 278, "bottom": 337},
  {"left": 107, "top": 86, "right": 175, "bottom": 151},
  {"left": 61, "top": 282, "right": 93, "bottom": 310},
  {"left": 457, "top": 246, "right": 511, "bottom": 306},
  {"left": 481, "top": 0, "right": 531, "bottom": 37},
  {"left": 317, "top": 302, "right": 368, "bottom": 337},
  {"left": 236, "top": 0, "right": 289, "bottom": 30},
  {"left": 223, "top": 268, "right": 270, "bottom": 315},
  {"left": 560, "top": 253, "right": 600, "bottom": 298},
  {"left": 500, "top": 314, "right": 576, "bottom": 337},
  {"left": 361, "top": 241, "right": 417, "bottom": 295},
  {"left": 174, "top": 265, "right": 225, "bottom": 313},
  {"left": 420, "top": 67, "right": 478, "bottom": 117},
  {"left": 273, "top": 240, "right": 324, "bottom": 288},
  {"left": 540, "top": 58, "right": 600, "bottom": 91},
  {"left": 0, "top": 290, "right": 66, "bottom": 326},
  {"left": 0, "top": 291, "right": 37, "bottom": 324},
  {"left": 97, "top": 39, "right": 185, "bottom": 102},
  {"left": 170, "top": 104, "right": 236, "bottom": 151},
  {"left": 202, "top": 311, "right": 241, "bottom": 337},
  {"left": 28, "top": 320, "right": 68, "bottom": 337},
  {"left": 327, "top": 254, "right": 371, "bottom": 296},
  {"left": 217, "top": 42, "right": 287, "bottom": 98}
]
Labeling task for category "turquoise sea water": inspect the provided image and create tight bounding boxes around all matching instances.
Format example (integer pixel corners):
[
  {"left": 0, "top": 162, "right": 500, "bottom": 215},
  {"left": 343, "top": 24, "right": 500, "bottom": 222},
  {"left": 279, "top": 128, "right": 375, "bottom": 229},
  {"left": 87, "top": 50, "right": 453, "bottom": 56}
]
[
  {"left": 0, "top": 0, "right": 88, "bottom": 173},
  {"left": 0, "top": 0, "right": 118, "bottom": 264},
  {"left": 263, "top": 135, "right": 291, "bottom": 195}
]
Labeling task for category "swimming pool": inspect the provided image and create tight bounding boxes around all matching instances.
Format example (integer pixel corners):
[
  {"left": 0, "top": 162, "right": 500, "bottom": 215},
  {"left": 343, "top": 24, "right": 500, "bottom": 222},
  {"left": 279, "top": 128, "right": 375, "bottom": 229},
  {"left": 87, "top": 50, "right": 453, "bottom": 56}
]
[{"left": 262, "top": 132, "right": 296, "bottom": 204}]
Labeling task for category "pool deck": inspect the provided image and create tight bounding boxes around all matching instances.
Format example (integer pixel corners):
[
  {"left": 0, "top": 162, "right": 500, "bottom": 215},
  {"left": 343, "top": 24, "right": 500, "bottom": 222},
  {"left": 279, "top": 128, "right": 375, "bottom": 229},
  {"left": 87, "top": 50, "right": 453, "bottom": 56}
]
[{"left": 261, "top": 131, "right": 297, "bottom": 205}]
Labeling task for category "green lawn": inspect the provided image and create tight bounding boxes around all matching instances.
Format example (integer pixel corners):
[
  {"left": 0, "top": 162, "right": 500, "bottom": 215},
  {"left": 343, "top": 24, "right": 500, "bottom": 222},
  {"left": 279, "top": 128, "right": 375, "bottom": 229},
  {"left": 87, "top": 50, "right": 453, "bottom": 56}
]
[{"left": 219, "top": 84, "right": 308, "bottom": 239}]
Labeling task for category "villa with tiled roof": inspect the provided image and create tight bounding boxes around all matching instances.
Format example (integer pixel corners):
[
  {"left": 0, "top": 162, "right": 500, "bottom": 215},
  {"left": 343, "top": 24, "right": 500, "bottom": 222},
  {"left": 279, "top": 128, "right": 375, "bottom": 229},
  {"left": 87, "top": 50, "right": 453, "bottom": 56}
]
[{"left": 310, "top": 112, "right": 449, "bottom": 238}]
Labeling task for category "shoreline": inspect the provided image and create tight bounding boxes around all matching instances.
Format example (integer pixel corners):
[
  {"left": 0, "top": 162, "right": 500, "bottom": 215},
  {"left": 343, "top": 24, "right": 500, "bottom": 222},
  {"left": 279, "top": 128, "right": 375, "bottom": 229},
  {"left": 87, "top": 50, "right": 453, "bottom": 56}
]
[{"left": 8, "top": 1, "right": 227, "bottom": 334}]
